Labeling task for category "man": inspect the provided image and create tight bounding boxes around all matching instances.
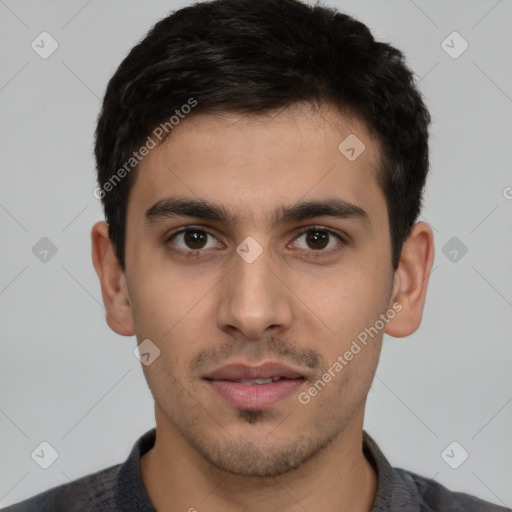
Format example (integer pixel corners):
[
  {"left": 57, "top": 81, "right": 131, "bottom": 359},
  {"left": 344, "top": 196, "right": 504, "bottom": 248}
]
[{"left": 3, "top": 0, "right": 508, "bottom": 511}]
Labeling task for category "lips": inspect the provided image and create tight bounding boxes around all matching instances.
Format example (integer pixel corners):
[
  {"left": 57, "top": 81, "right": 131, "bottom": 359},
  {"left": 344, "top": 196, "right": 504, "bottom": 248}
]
[
  {"left": 204, "top": 362, "right": 305, "bottom": 409},
  {"left": 204, "top": 362, "right": 304, "bottom": 381}
]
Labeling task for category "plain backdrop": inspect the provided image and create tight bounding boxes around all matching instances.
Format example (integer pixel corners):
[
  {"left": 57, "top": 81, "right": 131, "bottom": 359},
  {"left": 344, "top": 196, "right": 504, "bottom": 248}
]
[{"left": 1, "top": 0, "right": 511, "bottom": 508}]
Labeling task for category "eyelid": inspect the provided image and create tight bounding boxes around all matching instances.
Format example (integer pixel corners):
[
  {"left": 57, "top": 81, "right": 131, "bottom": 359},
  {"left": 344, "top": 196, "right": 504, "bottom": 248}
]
[
  {"left": 293, "top": 225, "right": 348, "bottom": 242},
  {"left": 165, "top": 225, "right": 218, "bottom": 241}
]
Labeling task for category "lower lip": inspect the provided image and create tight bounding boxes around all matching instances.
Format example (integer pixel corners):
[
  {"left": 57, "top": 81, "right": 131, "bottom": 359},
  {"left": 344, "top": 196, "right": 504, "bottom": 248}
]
[{"left": 206, "top": 379, "right": 304, "bottom": 409}]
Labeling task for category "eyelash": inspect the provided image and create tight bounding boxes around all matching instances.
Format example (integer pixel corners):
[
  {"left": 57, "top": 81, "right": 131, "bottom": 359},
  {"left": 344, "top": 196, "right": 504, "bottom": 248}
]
[{"left": 165, "top": 225, "right": 347, "bottom": 260}]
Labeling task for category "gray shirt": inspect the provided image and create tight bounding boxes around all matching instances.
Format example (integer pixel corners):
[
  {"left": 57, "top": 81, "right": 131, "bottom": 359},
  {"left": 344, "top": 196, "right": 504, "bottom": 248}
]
[{"left": 2, "top": 429, "right": 509, "bottom": 511}]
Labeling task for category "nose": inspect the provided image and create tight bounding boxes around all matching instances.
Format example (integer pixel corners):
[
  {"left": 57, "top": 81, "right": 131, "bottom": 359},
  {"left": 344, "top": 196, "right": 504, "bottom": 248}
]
[{"left": 216, "top": 245, "right": 293, "bottom": 341}]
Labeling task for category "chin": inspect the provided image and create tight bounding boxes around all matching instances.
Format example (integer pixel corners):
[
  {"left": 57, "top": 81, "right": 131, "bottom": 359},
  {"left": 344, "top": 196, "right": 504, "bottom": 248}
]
[{"left": 187, "top": 423, "right": 339, "bottom": 478}]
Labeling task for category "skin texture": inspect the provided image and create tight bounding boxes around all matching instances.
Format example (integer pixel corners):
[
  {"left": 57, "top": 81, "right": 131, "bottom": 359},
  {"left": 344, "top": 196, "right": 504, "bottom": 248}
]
[{"left": 92, "top": 103, "right": 434, "bottom": 512}]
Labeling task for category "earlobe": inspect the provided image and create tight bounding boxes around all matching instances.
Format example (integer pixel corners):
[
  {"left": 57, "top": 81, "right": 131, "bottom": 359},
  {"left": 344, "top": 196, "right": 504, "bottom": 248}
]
[
  {"left": 91, "top": 221, "right": 136, "bottom": 337},
  {"left": 385, "top": 221, "right": 435, "bottom": 338}
]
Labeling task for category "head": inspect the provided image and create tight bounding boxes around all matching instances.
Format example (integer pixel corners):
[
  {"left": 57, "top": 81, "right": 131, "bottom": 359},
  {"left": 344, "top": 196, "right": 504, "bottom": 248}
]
[{"left": 92, "top": 0, "right": 434, "bottom": 477}]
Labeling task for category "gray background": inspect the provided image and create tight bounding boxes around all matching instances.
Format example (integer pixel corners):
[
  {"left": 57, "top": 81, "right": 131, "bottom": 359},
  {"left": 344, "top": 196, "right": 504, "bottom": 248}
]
[{"left": 1, "top": 0, "right": 511, "bottom": 508}]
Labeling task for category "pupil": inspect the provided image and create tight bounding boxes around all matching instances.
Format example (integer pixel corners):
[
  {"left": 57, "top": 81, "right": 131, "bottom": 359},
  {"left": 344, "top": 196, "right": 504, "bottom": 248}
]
[{"left": 307, "top": 231, "right": 328, "bottom": 250}]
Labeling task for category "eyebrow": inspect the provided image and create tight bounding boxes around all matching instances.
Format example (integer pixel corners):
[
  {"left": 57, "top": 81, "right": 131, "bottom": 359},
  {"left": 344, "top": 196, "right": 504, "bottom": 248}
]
[{"left": 145, "top": 197, "right": 370, "bottom": 229}]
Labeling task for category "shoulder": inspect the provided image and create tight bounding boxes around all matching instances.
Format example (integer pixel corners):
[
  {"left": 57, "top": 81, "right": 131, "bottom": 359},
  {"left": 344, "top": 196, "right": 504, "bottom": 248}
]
[
  {"left": 2, "top": 429, "right": 157, "bottom": 512},
  {"left": 1, "top": 464, "right": 120, "bottom": 512},
  {"left": 393, "top": 467, "right": 511, "bottom": 512}
]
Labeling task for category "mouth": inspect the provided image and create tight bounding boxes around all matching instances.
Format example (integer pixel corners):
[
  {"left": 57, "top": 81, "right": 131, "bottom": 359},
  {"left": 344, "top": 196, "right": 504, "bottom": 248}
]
[{"left": 203, "top": 362, "right": 306, "bottom": 409}]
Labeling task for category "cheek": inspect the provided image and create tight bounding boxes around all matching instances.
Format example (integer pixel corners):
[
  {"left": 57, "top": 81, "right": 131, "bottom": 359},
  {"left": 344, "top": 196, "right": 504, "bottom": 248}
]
[
  {"left": 128, "top": 261, "right": 216, "bottom": 339},
  {"left": 296, "top": 269, "right": 390, "bottom": 400},
  {"left": 294, "top": 265, "right": 390, "bottom": 339},
  {"left": 129, "top": 274, "right": 216, "bottom": 379}
]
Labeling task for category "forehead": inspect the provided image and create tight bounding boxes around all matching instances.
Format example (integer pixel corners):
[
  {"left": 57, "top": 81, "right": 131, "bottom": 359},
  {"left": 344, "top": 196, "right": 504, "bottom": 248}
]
[{"left": 129, "top": 104, "right": 386, "bottom": 228}]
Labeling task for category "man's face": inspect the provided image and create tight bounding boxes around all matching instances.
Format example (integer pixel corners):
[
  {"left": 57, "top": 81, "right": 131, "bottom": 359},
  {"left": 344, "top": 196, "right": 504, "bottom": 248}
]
[{"left": 123, "top": 104, "right": 397, "bottom": 477}]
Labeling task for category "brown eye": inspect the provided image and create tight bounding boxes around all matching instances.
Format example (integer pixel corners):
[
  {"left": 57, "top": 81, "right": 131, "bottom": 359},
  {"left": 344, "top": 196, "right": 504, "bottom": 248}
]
[
  {"left": 305, "top": 230, "right": 329, "bottom": 250},
  {"left": 168, "top": 228, "right": 220, "bottom": 252},
  {"left": 183, "top": 230, "right": 208, "bottom": 249},
  {"left": 292, "top": 228, "right": 343, "bottom": 253}
]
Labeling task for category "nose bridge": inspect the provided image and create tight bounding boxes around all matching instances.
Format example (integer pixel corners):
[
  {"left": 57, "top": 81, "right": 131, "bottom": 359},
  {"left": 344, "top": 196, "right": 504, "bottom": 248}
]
[
  {"left": 233, "top": 246, "right": 273, "bottom": 301},
  {"left": 216, "top": 241, "right": 292, "bottom": 339}
]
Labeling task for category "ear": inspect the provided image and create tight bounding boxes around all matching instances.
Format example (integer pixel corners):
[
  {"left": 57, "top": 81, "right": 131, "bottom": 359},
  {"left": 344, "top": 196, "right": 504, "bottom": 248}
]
[
  {"left": 385, "top": 221, "right": 435, "bottom": 338},
  {"left": 91, "top": 221, "right": 135, "bottom": 337}
]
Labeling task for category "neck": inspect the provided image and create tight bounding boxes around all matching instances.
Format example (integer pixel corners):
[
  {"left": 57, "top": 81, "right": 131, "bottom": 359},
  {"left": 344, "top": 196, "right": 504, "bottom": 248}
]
[{"left": 141, "top": 408, "right": 377, "bottom": 512}]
